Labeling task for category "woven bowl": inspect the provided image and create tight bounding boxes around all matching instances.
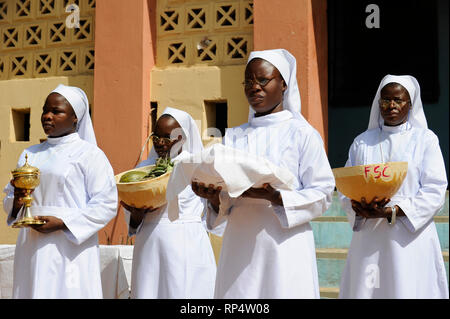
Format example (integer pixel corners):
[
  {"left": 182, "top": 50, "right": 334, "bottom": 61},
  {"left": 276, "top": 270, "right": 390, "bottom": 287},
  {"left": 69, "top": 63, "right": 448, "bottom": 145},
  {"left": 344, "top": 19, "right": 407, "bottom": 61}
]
[
  {"left": 115, "top": 165, "right": 171, "bottom": 209},
  {"left": 332, "top": 161, "right": 408, "bottom": 201}
]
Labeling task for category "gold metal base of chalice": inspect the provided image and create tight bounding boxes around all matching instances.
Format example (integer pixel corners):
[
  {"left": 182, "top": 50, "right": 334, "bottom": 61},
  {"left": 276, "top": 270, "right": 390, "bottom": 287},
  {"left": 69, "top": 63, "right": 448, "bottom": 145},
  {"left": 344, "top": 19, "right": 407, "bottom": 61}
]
[
  {"left": 12, "top": 217, "right": 46, "bottom": 228},
  {"left": 12, "top": 201, "right": 46, "bottom": 228}
]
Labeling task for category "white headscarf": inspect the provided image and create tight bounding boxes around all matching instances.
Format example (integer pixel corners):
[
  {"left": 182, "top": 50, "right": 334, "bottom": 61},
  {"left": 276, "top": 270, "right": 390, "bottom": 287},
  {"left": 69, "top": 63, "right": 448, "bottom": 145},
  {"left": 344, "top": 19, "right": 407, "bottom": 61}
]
[
  {"left": 367, "top": 74, "right": 428, "bottom": 130},
  {"left": 148, "top": 107, "right": 203, "bottom": 160},
  {"left": 246, "top": 49, "right": 307, "bottom": 124},
  {"left": 51, "top": 84, "right": 97, "bottom": 145}
]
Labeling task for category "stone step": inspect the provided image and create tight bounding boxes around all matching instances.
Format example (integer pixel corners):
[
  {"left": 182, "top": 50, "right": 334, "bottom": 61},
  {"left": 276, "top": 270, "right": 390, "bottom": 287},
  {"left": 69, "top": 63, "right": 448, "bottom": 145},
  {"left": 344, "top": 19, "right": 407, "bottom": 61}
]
[
  {"left": 319, "top": 287, "right": 340, "bottom": 299},
  {"left": 315, "top": 248, "right": 449, "bottom": 298},
  {"left": 311, "top": 191, "right": 449, "bottom": 250},
  {"left": 316, "top": 248, "right": 449, "bottom": 262},
  {"left": 208, "top": 191, "right": 449, "bottom": 299},
  {"left": 311, "top": 219, "right": 449, "bottom": 250}
]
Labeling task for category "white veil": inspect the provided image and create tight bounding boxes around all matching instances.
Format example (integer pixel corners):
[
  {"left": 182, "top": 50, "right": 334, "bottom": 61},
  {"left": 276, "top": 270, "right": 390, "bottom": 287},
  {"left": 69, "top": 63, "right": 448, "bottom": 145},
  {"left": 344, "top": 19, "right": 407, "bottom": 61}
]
[
  {"left": 367, "top": 74, "right": 428, "bottom": 130},
  {"left": 51, "top": 84, "right": 97, "bottom": 145},
  {"left": 147, "top": 107, "right": 203, "bottom": 161},
  {"left": 246, "top": 49, "right": 308, "bottom": 125}
]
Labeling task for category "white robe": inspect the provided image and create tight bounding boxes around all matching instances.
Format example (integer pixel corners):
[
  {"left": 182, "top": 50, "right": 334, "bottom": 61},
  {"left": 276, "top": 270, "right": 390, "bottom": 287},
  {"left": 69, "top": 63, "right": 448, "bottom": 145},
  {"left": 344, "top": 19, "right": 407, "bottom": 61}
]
[
  {"left": 207, "top": 110, "right": 335, "bottom": 298},
  {"left": 125, "top": 156, "right": 217, "bottom": 299},
  {"left": 338, "top": 123, "right": 449, "bottom": 299},
  {"left": 2, "top": 133, "right": 118, "bottom": 299}
]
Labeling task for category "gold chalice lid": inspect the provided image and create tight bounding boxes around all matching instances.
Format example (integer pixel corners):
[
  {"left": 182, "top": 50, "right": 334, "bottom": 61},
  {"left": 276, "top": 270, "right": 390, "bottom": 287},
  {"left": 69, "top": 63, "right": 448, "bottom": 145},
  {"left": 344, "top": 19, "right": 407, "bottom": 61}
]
[{"left": 12, "top": 154, "right": 40, "bottom": 177}]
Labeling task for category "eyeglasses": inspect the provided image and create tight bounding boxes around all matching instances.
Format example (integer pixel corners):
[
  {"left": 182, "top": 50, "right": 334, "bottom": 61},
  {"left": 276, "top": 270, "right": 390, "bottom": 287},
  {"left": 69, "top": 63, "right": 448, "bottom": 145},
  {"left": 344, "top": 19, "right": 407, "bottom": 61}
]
[
  {"left": 242, "top": 77, "right": 275, "bottom": 89},
  {"left": 379, "top": 99, "right": 410, "bottom": 109},
  {"left": 150, "top": 133, "right": 178, "bottom": 146}
]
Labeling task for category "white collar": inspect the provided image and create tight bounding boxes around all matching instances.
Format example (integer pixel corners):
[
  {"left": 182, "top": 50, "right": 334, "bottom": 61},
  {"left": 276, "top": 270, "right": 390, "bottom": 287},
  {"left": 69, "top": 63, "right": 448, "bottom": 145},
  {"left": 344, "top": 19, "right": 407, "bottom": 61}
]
[
  {"left": 46, "top": 132, "right": 80, "bottom": 145},
  {"left": 249, "top": 110, "right": 293, "bottom": 127},
  {"left": 381, "top": 122, "right": 410, "bottom": 134}
]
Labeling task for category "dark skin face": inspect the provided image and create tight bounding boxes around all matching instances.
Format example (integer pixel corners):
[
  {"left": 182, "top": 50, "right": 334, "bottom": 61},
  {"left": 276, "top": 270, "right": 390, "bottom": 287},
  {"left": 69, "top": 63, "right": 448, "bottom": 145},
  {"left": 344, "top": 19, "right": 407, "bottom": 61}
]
[
  {"left": 152, "top": 115, "right": 183, "bottom": 158},
  {"left": 244, "top": 58, "right": 287, "bottom": 117},
  {"left": 379, "top": 83, "right": 411, "bottom": 126},
  {"left": 120, "top": 114, "right": 184, "bottom": 227},
  {"left": 41, "top": 93, "right": 78, "bottom": 138}
]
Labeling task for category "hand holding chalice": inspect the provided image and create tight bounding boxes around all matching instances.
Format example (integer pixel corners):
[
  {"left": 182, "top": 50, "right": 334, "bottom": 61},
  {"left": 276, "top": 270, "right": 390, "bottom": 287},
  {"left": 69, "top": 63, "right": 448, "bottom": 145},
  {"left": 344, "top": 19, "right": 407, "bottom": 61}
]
[{"left": 11, "top": 154, "right": 46, "bottom": 228}]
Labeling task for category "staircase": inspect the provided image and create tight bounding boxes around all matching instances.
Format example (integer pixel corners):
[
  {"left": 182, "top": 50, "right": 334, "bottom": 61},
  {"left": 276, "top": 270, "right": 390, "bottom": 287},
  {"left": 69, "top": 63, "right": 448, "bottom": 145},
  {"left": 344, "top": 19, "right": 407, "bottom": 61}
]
[
  {"left": 312, "top": 191, "right": 449, "bottom": 298},
  {"left": 208, "top": 191, "right": 449, "bottom": 298}
]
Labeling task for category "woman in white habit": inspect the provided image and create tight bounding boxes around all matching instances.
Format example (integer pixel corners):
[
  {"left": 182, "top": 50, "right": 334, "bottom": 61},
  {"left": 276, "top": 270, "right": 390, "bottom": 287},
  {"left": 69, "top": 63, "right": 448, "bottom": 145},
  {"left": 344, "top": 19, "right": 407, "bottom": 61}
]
[
  {"left": 121, "top": 107, "right": 216, "bottom": 299},
  {"left": 338, "top": 75, "right": 448, "bottom": 299},
  {"left": 3, "top": 84, "right": 118, "bottom": 298},
  {"left": 192, "top": 49, "right": 335, "bottom": 298}
]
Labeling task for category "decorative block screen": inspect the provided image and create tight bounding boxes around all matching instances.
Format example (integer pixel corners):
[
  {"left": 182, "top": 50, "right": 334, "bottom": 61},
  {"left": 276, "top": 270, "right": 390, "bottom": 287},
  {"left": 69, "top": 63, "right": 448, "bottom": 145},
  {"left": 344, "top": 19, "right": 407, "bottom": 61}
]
[
  {"left": 157, "top": 0, "right": 253, "bottom": 67},
  {"left": 0, "top": 0, "right": 95, "bottom": 80}
]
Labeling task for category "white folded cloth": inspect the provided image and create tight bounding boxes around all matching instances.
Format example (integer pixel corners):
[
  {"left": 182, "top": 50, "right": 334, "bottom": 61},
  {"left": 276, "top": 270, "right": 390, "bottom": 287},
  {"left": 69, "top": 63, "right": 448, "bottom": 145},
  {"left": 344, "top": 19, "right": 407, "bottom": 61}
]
[{"left": 166, "top": 144, "right": 296, "bottom": 221}]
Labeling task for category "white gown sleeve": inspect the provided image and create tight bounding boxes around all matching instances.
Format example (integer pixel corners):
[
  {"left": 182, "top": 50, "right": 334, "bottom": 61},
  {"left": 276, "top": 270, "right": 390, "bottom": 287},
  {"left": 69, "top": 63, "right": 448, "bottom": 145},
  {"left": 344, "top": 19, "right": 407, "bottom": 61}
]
[
  {"left": 205, "top": 191, "right": 231, "bottom": 236},
  {"left": 3, "top": 183, "right": 18, "bottom": 226},
  {"left": 337, "top": 140, "right": 367, "bottom": 231},
  {"left": 272, "top": 129, "right": 335, "bottom": 228},
  {"left": 391, "top": 133, "right": 447, "bottom": 232},
  {"left": 61, "top": 151, "right": 118, "bottom": 245},
  {"left": 203, "top": 136, "right": 229, "bottom": 236},
  {"left": 122, "top": 208, "right": 145, "bottom": 237},
  {"left": 199, "top": 197, "right": 220, "bottom": 235},
  {"left": 339, "top": 193, "right": 366, "bottom": 232}
]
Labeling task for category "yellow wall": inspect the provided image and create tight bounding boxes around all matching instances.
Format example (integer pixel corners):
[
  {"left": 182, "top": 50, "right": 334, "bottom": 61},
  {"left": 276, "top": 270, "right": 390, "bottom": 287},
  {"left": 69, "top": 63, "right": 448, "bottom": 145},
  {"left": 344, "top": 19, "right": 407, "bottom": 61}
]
[
  {"left": 151, "top": 65, "right": 249, "bottom": 138},
  {"left": 0, "top": 75, "right": 93, "bottom": 244},
  {"left": 152, "top": 0, "right": 254, "bottom": 134}
]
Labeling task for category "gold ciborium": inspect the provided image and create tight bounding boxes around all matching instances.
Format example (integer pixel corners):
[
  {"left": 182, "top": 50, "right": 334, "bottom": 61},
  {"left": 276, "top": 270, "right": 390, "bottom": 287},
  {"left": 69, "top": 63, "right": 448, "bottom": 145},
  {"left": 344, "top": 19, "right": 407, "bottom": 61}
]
[{"left": 11, "top": 154, "right": 46, "bottom": 228}]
